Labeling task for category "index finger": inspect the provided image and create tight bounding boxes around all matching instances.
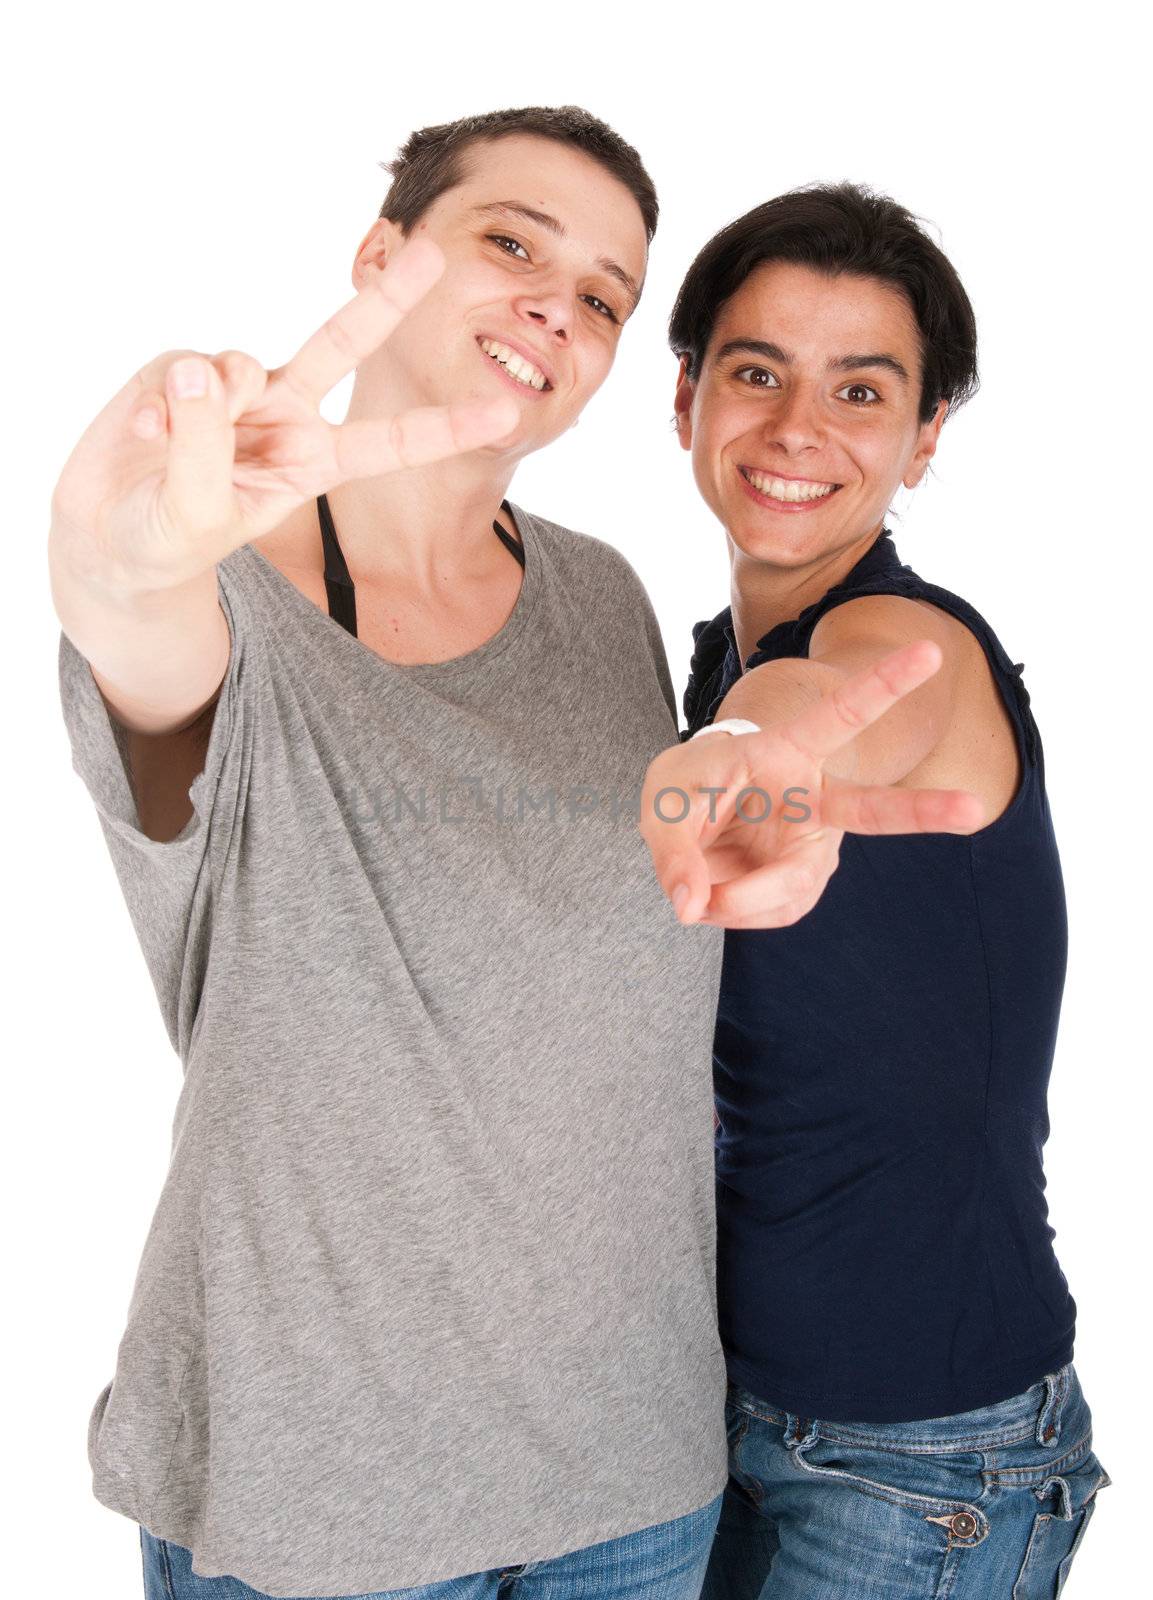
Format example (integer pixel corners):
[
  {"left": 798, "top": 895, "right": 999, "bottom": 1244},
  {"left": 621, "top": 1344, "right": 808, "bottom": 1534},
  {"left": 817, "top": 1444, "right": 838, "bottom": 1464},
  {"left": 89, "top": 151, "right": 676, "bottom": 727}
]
[
  {"left": 774, "top": 639, "right": 943, "bottom": 765},
  {"left": 276, "top": 235, "right": 446, "bottom": 403}
]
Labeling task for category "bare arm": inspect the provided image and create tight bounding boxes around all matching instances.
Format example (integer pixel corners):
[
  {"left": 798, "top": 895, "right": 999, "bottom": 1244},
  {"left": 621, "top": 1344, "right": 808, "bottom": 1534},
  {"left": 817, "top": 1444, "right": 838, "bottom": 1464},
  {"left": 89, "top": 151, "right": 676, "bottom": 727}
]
[
  {"left": 50, "top": 237, "right": 519, "bottom": 836},
  {"left": 713, "top": 594, "right": 964, "bottom": 785},
  {"left": 50, "top": 553, "right": 230, "bottom": 841},
  {"left": 49, "top": 551, "right": 231, "bottom": 736}
]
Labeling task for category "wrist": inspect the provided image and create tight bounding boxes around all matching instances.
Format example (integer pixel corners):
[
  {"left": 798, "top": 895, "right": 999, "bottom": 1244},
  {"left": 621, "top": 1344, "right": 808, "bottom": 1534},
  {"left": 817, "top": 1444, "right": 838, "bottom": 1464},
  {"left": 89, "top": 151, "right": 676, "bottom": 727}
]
[{"left": 690, "top": 717, "right": 762, "bottom": 741}]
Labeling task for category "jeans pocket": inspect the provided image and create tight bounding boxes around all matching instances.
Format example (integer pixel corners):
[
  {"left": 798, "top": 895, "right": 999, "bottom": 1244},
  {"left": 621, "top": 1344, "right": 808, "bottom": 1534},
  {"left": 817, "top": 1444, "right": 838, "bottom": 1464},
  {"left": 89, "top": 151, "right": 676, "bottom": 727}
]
[
  {"left": 790, "top": 1434, "right": 990, "bottom": 1546},
  {"left": 1011, "top": 1452, "right": 1111, "bottom": 1599}
]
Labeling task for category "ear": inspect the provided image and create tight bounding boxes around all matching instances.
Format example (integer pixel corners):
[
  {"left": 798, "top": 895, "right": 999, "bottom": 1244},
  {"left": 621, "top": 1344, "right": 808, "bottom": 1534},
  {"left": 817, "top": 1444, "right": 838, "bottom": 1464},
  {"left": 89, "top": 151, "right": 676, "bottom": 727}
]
[
  {"left": 673, "top": 356, "right": 695, "bottom": 451},
  {"left": 351, "top": 217, "right": 406, "bottom": 291},
  {"left": 903, "top": 397, "right": 948, "bottom": 489}
]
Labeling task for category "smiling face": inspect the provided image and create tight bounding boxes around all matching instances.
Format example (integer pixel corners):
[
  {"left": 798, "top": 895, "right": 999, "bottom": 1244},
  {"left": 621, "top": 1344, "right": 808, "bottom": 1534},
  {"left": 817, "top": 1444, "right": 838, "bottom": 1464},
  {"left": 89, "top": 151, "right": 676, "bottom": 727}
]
[
  {"left": 351, "top": 134, "right": 650, "bottom": 462},
  {"left": 675, "top": 261, "right": 947, "bottom": 571}
]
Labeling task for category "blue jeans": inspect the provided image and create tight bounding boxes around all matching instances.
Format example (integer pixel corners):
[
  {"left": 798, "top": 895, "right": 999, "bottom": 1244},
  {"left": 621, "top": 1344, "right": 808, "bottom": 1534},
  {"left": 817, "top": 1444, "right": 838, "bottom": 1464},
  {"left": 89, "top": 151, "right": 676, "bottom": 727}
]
[
  {"left": 699, "top": 1365, "right": 1109, "bottom": 1598},
  {"left": 140, "top": 1493, "right": 724, "bottom": 1599}
]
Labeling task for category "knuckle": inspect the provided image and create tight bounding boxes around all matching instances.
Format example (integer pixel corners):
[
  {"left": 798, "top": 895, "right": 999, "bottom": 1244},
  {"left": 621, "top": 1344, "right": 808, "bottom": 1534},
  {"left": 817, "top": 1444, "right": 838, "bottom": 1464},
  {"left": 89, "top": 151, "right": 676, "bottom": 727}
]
[
  {"left": 372, "top": 276, "right": 408, "bottom": 318},
  {"left": 213, "top": 350, "right": 267, "bottom": 413},
  {"left": 131, "top": 384, "right": 166, "bottom": 413},
  {"left": 275, "top": 360, "right": 315, "bottom": 408},
  {"left": 219, "top": 349, "right": 264, "bottom": 384},
  {"left": 210, "top": 349, "right": 245, "bottom": 383},
  {"left": 157, "top": 489, "right": 227, "bottom": 552},
  {"left": 322, "top": 312, "right": 360, "bottom": 362},
  {"left": 387, "top": 411, "right": 411, "bottom": 463},
  {"left": 830, "top": 686, "right": 869, "bottom": 729},
  {"left": 153, "top": 484, "right": 192, "bottom": 544}
]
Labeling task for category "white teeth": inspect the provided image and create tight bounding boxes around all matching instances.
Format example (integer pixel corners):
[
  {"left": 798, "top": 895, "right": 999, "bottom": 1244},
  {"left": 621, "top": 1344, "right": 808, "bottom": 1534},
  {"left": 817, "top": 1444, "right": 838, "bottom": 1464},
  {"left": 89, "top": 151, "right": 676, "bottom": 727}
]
[
  {"left": 743, "top": 469, "right": 837, "bottom": 503},
  {"left": 479, "top": 338, "right": 547, "bottom": 391}
]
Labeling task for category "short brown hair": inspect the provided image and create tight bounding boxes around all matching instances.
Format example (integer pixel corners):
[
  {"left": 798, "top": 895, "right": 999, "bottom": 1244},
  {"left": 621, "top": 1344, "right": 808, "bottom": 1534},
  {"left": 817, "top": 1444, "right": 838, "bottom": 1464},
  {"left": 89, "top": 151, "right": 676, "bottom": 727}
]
[{"left": 379, "top": 105, "right": 658, "bottom": 242}]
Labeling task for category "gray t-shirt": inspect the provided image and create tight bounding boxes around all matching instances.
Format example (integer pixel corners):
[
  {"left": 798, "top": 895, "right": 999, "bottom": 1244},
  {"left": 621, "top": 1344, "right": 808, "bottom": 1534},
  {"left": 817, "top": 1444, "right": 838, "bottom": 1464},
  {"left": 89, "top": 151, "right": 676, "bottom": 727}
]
[{"left": 58, "top": 501, "right": 727, "bottom": 1598}]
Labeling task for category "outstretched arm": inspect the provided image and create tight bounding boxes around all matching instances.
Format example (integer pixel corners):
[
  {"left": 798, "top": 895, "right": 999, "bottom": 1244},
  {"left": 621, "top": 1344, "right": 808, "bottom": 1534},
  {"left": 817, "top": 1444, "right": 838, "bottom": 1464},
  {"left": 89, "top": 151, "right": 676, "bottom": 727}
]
[
  {"left": 49, "top": 236, "right": 519, "bottom": 738},
  {"left": 639, "top": 612, "right": 985, "bottom": 931},
  {"left": 709, "top": 594, "right": 964, "bottom": 786}
]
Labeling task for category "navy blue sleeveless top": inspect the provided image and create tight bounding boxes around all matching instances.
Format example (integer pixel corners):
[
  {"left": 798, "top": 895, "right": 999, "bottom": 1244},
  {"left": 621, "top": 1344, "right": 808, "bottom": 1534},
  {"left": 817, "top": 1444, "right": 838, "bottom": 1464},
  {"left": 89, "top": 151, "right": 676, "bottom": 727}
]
[{"left": 682, "top": 529, "right": 1076, "bottom": 1423}]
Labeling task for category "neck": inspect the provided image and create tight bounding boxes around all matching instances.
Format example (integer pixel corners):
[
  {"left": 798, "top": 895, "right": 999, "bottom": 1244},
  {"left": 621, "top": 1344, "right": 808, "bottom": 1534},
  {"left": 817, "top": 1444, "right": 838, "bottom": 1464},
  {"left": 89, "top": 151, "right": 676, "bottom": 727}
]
[
  {"left": 728, "top": 522, "right": 885, "bottom": 670},
  {"left": 313, "top": 370, "right": 521, "bottom": 590},
  {"left": 323, "top": 457, "right": 517, "bottom": 591}
]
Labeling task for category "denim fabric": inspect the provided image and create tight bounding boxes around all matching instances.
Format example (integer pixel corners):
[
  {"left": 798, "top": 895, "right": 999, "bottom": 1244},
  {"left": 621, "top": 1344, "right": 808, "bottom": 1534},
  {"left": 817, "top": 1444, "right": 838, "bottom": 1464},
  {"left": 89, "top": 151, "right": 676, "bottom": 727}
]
[
  {"left": 140, "top": 1493, "right": 724, "bottom": 1600},
  {"left": 699, "top": 1365, "right": 1109, "bottom": 1598}
]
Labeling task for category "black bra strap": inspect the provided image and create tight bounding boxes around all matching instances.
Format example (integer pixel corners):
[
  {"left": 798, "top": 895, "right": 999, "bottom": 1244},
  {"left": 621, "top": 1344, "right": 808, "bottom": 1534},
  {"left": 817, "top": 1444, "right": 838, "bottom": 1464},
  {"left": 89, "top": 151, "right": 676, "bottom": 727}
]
[
  {"left": 318, "top": 493, "right": 357, "bottom": 637},
  {"left": 494, "top": 500, "right": 526, "bottom": 570},
  {"left": 317, "top": 496, "right": 523, "bottom": 638}
]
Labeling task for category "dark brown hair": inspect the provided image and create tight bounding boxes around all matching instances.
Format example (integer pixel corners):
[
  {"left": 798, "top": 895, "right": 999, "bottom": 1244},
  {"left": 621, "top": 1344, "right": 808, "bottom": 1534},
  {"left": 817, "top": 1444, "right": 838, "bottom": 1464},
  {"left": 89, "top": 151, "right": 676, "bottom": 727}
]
[
  {"left": 379, "top": 105, "right": 658, "bottom": 243},
  {"left": 669, "top": 182, "right": 978, "bottom": 423}
]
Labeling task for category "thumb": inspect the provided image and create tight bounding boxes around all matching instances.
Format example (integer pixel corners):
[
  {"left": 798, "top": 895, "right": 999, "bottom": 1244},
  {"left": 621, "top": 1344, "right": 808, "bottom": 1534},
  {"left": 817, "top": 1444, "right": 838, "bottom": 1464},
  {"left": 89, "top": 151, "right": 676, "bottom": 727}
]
[
  {"left": 159, "top": 355, "right": 236, "bottom": 547},
  {"left": 666, "top": 854, "right": 712, "bottom": 924},
  {"left": 643, "top": 809, "right": 713, "bottom": 924}
]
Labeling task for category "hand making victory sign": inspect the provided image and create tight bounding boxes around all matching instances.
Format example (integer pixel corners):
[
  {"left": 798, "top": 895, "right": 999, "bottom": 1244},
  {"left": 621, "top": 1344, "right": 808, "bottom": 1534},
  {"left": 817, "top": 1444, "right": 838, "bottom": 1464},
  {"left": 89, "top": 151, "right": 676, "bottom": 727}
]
[
  {"left": 640, "top": 639, "right": 988, "bottom": 930},
  {"left": 50, "top": 236, "right": 520, "bottom": 595}
]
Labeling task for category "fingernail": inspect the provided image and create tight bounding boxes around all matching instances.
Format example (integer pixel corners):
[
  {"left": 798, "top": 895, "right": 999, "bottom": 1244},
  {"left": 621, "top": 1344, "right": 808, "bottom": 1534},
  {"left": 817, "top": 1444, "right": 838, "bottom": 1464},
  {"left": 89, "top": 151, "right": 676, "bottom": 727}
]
[
  {"left": 170, "top": 358, "right": 207, "bottom": 399},
  {"left": 672, "top": 884, "right": 690, "bottom": 918}
]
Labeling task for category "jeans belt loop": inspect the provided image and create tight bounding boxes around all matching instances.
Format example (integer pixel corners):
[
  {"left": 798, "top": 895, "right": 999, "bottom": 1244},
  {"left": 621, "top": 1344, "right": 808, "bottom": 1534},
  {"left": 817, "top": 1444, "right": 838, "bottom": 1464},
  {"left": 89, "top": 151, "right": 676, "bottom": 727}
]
[
  {"left": 1036, "top": 1367, "right": 1067, "bottom": 1446},
  {"left": 785, "top": 1413, "right": 817, "bottom": 1450}
]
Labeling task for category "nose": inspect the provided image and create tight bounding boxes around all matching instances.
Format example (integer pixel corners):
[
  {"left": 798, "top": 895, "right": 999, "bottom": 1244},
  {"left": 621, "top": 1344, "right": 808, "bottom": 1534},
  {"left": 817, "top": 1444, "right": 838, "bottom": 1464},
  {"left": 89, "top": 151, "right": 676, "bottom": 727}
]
[
  {"left": 765, "top": 382, "right": 825, "bottom": 454},
  {"left": 514, "top": 285, "right": 574, "bottom": 346}
]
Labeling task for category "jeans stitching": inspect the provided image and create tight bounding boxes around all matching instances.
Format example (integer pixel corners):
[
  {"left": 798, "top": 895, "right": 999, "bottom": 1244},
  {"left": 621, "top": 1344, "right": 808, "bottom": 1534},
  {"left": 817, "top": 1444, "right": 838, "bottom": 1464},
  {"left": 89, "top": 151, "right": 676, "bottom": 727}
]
[
  {"left": 734, "top": 1401, "right": 1050, "bottom": 1454},
  {"left": 933, "top": 1544, "right": 966, "bottom": 1600},
  {"left": 815, "top": 1419, "right": 1041, "bottom": 1452},
  {"left": 729, "top": 1412, "right": 765, "bottom": 1510},
  {"left": 1056, "top": 1492, "right": 1100, "bottom": 1588},
  {"left": 729, "top": 1396, "right": 786, "bottom": 1427},
  {"left": 985, "top": 1430, "right": 1094, "bottom": 1484},
  {"left": 157, "top": 1537, "right": 177, "bottom": 1600},
  {"left": 786, "top": 1438, "right": 988, "bottom": 1544},
  {"left": 728, "top": 1366, "right": 1077, "bottom": 1453}
]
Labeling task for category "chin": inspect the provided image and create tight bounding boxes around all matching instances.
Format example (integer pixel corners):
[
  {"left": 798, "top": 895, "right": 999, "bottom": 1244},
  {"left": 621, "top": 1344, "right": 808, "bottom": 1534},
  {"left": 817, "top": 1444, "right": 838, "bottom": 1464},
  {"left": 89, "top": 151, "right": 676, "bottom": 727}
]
[{"left": 726, "top": 514, "right": 820, "bottom": 566}]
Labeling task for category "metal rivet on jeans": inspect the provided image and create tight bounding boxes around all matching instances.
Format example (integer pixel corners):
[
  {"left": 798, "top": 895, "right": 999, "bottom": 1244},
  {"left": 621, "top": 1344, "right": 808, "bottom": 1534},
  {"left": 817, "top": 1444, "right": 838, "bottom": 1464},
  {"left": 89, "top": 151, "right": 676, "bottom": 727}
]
[{"left": 949, "top": 1512, "right": 978, "bottom": 1539}]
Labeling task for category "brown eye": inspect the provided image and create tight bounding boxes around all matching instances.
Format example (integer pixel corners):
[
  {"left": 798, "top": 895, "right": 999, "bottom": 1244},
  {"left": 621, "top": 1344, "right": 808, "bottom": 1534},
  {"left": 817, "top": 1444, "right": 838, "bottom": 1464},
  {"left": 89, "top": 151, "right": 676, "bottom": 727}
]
[
  {"left": 837, "top": 382, "right": 879, "bottom": 404},
  {"left": 734, "top": 366, "right": 779, "bottom": 388},
  {"left": 582, "top": 295, "right": 619, "bottom": 323},
  {"left": 487, "top": 234, "right": 529, "bottom": 259}
]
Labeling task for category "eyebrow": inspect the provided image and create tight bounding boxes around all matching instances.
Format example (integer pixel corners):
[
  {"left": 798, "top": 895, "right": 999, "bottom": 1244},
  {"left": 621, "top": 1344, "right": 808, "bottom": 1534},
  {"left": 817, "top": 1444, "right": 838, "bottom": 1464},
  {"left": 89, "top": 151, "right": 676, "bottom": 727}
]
[
  {"left": 713, "top": 338, "right": 911, "bottom": 386},
  {"left": 470, "top": 201, "right": 641, "bottom": 312}
]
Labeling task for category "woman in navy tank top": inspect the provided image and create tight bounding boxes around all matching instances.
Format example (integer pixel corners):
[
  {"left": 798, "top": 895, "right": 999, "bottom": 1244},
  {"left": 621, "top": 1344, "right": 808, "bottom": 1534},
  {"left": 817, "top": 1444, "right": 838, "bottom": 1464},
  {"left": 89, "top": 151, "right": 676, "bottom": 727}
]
[{"left": 663, "top": 185, "right": 1109, "bottom": 1598}]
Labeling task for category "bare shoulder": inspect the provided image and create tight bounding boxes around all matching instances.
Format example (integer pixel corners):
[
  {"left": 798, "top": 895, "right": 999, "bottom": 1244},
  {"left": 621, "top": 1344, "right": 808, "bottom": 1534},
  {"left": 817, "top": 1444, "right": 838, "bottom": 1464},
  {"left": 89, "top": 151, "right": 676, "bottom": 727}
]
[
  {"left": 808, "top": 591, "right": 1023, "bottom": 825},
  {"left": 895, "top": 598, "right": 1023, "bottom": 824},
  {"left": 810, "top": 591, "right": 961, "bottom": 651}
]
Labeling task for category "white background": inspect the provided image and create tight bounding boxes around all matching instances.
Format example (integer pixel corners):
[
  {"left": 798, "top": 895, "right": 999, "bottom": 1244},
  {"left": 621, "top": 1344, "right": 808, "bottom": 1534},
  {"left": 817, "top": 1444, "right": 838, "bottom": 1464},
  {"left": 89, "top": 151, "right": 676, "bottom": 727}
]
[{"left": 6, "top": 2, "right": 1145, "bottom": 1594}]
